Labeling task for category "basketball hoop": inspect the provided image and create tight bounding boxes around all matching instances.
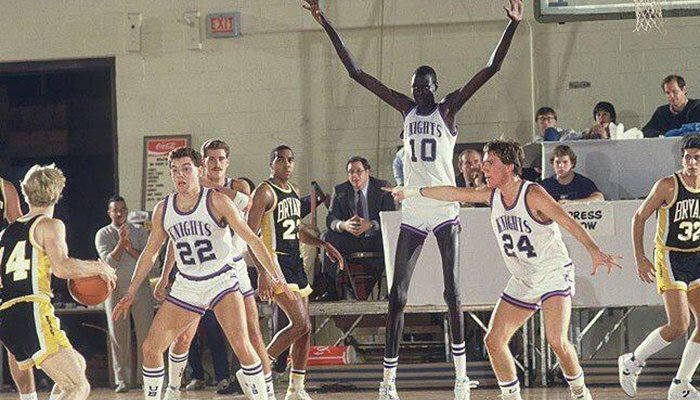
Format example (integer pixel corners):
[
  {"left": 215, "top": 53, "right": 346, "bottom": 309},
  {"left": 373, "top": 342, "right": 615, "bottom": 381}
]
[{"left": 634, "top": 0, "right": 665, "bottom": 33}]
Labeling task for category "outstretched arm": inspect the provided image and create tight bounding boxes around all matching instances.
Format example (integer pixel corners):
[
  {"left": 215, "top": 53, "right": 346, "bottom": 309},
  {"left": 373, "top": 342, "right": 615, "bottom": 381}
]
[
  {"left": 304, "top": 0, "right": 414, "bottom": 114},
  {"left": 442, "top": 0, "right": 523, "bottom": 120},
  {"left": 3, "top": 181, "right": 22, "bottom": 223},
  {"left": 384, "top": 185, "right": 492, "bottom": 204},
  {"left": 527, "top": 185, "right": 622, "bottom": 275}
]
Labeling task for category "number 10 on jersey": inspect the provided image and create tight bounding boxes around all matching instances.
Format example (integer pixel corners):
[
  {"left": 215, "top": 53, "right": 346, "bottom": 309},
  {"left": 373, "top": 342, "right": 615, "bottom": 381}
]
[{"left": 409, "top": 138, "right": 437, "bottom": 162}]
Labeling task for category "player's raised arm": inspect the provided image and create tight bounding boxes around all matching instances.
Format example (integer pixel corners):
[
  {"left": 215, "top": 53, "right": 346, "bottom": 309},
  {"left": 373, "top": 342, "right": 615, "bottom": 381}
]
[
  {"left": 3, "top": 180, "right": 22, "bottom": 223},
  {"left": 113, "top": 201, "right": 168, "bottom": 320},
  {"left": 303, "top": 0, "right": 414, "bottom": 114},
  {"left": 384, "top": 185, "right": 492, "bottom": 204},
  {"left": 527, "top": 184, "right": 622, "bottom": 276},
  {"left": 632, "top": 177, "right": 675, "bottom": 283},
  {"left": 442, "top": 0, "right": 522, "bottom": 119}
]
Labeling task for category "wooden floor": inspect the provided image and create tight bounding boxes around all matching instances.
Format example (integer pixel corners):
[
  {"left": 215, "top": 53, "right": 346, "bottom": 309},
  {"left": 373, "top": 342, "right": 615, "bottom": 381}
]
[{"left": 0, "top": 386, "right": 668, "bottom": 399}]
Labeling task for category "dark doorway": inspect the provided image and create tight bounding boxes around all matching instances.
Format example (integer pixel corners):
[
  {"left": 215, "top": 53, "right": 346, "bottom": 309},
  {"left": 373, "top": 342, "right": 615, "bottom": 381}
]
[{"left": 0, "top": 57, "right": 117, "bottom": 296}]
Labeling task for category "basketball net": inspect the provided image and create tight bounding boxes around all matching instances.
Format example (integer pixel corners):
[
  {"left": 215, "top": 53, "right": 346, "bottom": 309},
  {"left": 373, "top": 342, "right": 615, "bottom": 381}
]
[{"left": 634, "top": 0, "right": 665, "bottom": 33}]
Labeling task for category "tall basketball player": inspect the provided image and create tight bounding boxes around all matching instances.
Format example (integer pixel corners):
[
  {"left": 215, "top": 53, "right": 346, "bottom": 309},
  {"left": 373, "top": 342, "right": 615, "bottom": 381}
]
[
  {"left": 387, "top": 139, "right": 621, "bottom": 400},
  {"left": 157, "top": 139, "right": 283, "bottom": 400},
  {"left": 304, "top": 1, "right": 523, "bottom": 399},
  {"left": 0, "top": 164, "right": 117, "bottom": 400},
  {"left": 247, "top": 145, "right": 344, "bottom": 400},
  {"left": 112, "top": 147, "right": 286, "bottom": 400},
  {"left": 0, "top": 176, "right": 40, "bottom": 400},
  {"left": 619, "top": 135, "right": 700, "bottom": 400}
]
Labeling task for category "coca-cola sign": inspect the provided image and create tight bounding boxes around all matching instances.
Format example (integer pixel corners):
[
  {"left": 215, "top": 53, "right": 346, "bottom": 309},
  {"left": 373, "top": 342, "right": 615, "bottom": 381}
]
[{"left": 147, "top": 139, "right": 187, "bottom": 155}]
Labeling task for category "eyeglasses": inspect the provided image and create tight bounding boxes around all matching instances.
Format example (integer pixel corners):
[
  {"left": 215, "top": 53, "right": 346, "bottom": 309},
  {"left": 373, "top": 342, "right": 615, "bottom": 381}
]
[
  {"left": 348, "top": 169, "right": 366, "bottom": 176},
  {"left": 536, "top": 116, "right": 556, "bottom": 122}
]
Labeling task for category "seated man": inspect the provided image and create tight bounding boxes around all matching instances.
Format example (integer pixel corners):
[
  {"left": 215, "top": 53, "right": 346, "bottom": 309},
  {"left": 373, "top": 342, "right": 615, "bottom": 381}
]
[
  {"left": 456, "top": 149, "right": 485, "bottom": 189},
  {"left": 582, "top": 101, "right": 623, "bottom": 140},
  {"left": 643, "top": 75, "right": 700, "bottom": 137},
  {"left": 533, "top": 107, "right": 577, "bottom": 142},
  {"left": 322, "top": 156, "right": 395, "bottom": 300},
  {"left": 541, "top": 145, "right": 605, "bottom": 204}
]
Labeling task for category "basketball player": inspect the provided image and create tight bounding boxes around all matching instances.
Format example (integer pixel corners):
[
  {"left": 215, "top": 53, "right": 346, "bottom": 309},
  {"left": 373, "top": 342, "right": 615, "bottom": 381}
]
[
  {"left": 112, "top": 147, "right": 287, "bottom": 400},
  {"left": 619, "top": 135, "right": 700, "bottom": 400},
  {"left": 247, "top": 145, "right": 344, "bottom": 400},
  {"left": 156, "top": 139, "right": 282, "bottom": 400},
  {"left": 0, "top": 164, "right": 117, "bottom": 400},
  {"left": 386, "top": 139, "right": 621, "bottom": 400},
  {"left": 303, "top": 1, "right": 523, "bottom": 399},
  {"left": 0, "top": 175, "right": 40, "bottom": 400}
]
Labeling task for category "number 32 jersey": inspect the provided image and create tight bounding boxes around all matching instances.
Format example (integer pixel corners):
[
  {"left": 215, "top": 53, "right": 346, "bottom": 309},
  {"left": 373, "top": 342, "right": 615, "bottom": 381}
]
[
  {"left": 402, "top": 105, "right": 459, "bottom": 214},
  {"left": 655, "top": 173, "right": 700, "bottom": 252},
  {"left": 490, "top": 181, "right": 572, "bottom": 281},
  {"left": 163, "top": 188, "right": 233, "bottom": 278}
]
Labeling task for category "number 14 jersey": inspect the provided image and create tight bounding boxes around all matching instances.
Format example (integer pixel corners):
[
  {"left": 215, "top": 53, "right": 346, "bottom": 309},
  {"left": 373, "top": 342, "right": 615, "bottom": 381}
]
[{"left": 490, "top": 181, "right": 572, "bottom": 281}]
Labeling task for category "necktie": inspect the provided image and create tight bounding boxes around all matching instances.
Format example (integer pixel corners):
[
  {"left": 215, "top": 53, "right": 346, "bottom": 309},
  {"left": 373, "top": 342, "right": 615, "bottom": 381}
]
[{"left": 356, "top": 190, "right": 365, "bottom": 219}]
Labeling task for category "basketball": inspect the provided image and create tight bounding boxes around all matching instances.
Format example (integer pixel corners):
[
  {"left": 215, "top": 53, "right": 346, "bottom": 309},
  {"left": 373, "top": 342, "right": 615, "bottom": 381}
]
[{"left": 68, "top": 276, "right": 111, "bottom": 306}]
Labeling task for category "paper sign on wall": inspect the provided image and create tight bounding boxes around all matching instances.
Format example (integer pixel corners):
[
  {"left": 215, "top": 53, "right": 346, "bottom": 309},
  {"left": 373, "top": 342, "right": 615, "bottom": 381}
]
[
  {"left": 141, "top": 135, "right": 191, "bottom": 212},
  {"left": 563, "top": 202, "right": 615, "bottom": 236}
]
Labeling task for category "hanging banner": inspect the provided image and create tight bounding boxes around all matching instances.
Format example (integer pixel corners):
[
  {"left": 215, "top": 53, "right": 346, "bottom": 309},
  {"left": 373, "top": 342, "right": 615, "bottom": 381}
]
[{"left": 141, "top": 135, "right": 191, "bottom": 211}]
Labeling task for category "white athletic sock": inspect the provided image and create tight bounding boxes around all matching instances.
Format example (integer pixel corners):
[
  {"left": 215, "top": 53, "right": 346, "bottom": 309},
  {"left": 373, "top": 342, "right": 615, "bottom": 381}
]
[
  {"left": 242, "top": 362, "right": 266, "bottom": 400},
  {"left": 676, "top": 340, "right": 700, "bottom": 382},
  {"left": 289, "top": 368, "right": 306, "bottom": 389},
  {"left": 564, "top": 370, "right": 586, "bottom": 392},
  {"left": 383, "top": 357, "right": 398, "bottom": 385},
  {"left": 19, "top": 393, "right": 38, "bottom": 400},
  {"left": 452, "top": 342, "right": 467, "bottom": 380},
  {"left": 265, "top": 373, "right": 275, "bottom": 396},
  {"left": 634, "top": 327, "right": 673, "bottom": 362},
  {"left": 143, "top": 366, "right": 165, "bottom": 400},
  {"left": 499, "top": 379, "right": 520, "bottom": 396},
  {"left": 168, "top": 348, "right": 189, "bottom": 390}
]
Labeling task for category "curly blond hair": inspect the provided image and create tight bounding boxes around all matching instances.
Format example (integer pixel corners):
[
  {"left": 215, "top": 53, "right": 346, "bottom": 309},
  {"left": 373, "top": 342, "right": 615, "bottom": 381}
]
[{"left": 21, "top": 164, "right": 66, "bottom": 207}]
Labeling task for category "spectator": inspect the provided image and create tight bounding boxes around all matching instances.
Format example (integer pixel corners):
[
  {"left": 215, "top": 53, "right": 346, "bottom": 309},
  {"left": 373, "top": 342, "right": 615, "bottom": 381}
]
[
  {"left": 643, "top": 75, "right": 700, "bottom": 137},
  {"left": 535, "top": 107, "right": 561, "bottom": 141},
  {"left": 455, "top": 149, "right": 485, "bottom": 189},
  {"left": 185, "top": 311, "right": 238, "bottom": 394},
  {"left": 393, "top": 146, "right": 404, "bottom": 186},
  {"left": 541, "top": 145, "right": 604, "bottom": 204},
  {"left": 582, "top": 101, "right": 622, "bottom": 140},
  {"left": 95, "top": 195, "right": 154, "bottom": 393},
  {"left": 321, "top": 156, "right": 395, "bottom": 300}
]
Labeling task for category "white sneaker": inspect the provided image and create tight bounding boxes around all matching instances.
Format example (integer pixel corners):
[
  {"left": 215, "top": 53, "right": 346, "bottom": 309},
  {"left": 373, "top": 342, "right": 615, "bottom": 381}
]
[
  {"left": 454, "top": 377, "right": 479, "bottom": 400},
  {"left": 378, "top": 382, "right": 400, "bottom": 400},
  {"left": 571, "top": 386, "right": 593, "bottom": 400},
  {"left": 236, "top": 369, "right": 254, "bottom": 399},
  {"left": 285, "top": 387, "right": 313, "bottom": 400},
  {"left": 269, "top": 392, "right": 279, "bottom": 400},
  {"left": 163, "top": 386, "right": 181, "bottom": 400},
  {"left": 668, "top": 379, "right": 700, "bottom": 400},
  {"left": 499, "top": 391, "right": 523, "bottom": 400},
  {"left": 619, "top": 353, "right": 644, "bottom": 397}
]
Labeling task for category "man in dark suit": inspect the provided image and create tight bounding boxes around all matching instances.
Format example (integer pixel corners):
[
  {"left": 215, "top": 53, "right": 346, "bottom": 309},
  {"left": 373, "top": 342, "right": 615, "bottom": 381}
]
[{"left": 320, "top": 156, "right": 395, "bottom": 300}]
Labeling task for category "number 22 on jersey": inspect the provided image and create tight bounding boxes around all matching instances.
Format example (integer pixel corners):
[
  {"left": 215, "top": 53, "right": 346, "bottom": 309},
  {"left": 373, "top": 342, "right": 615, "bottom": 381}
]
[{"left": 0, "top": 241, "right": 31, "bottom": 282}]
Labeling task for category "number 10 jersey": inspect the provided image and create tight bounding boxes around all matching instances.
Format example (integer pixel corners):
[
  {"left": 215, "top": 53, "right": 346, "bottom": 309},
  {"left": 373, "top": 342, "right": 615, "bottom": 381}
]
[
  {"left": 490, "top": 181, "right": 572, "bottom": 282},
  {"left": 163, "top": 188, "right": 233, "bottom": 278},
  {"left": 402, "top": 105, "right": 459, "bottom": 218}
]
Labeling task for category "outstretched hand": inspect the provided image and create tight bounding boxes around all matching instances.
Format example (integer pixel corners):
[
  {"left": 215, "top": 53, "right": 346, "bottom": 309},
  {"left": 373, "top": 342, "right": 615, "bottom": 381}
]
[
  {"left": 382, "top": 186, "right": 406, "bottom": 201},
  {"left": 505, "top": 0, "right": 524, "bottom": 23},
  {"left": 303, "top": 0, "right": 324, "bottom": 25},
  {"left": 590, "top": 250, "right": 623, "bottom": 276}
]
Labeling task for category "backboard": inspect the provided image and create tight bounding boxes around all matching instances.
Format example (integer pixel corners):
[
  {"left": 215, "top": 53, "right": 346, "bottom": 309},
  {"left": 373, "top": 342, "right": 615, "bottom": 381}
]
[{"left": 535, "top": 0, "right": 700, "bottom": 23}]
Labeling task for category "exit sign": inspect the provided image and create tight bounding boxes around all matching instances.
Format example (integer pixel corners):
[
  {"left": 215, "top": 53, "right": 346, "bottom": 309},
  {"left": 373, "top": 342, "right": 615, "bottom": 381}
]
[{"left": 207, "top": 12, "right": 241, "bottom": 38}]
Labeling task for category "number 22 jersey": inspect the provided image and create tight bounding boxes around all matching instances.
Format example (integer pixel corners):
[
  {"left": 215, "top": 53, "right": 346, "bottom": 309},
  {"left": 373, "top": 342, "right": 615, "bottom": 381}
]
[
  {"left": 490, "top": 181, "right": 572, "bottom": 281},
  {"left": 162, "top": 188, "right": 233, "bottom": 278}
]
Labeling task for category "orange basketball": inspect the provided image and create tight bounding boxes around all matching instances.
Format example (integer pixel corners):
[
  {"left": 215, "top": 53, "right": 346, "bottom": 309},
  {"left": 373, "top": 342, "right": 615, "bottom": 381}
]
[{"left": 68, "top": 276, "right": 111, "bottom": 306}]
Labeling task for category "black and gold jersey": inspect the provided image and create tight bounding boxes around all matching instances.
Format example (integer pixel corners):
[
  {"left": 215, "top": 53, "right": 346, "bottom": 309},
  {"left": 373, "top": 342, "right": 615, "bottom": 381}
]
[
  {"left": 260, "top": 179, "right": 302, "bottom": 259},
  {"left": 0, "top": 215, "right": 52, "bottom": 306},
  {"left": 655, "top": 173, "right": 700, "bottom": 252}
]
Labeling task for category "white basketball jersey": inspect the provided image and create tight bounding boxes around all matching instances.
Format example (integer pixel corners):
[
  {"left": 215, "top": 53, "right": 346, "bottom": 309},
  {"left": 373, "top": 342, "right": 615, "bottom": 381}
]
[
  {"left": 163, "top": 188, "right": 233, "bottom": 277},
  {"left": 402, "top": 105, "right": 459, "bottom": 212},
  {"left": 226, "top": 178, "right": 248, "bottom": 258},
  {"left": 490, "top": 181, "right": 572, "bottom": 281}
]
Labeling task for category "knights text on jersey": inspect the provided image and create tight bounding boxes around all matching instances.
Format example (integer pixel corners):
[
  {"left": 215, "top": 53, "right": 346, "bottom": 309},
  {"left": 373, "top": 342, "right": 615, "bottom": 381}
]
[
  {"left": 162, "top": 188, "right": 233, "bottom": 278},
  {"left": 656, "top": 173, "right": 700, "bottom": 252},
  {"left": 0, "top": 215, "right": 52, "bottom": 305},
  {"left": 490, "top": 181, "right": 572, "bottom": 280},
  {"left": 402, "top": 105, "right": 459, "bottom": 211}
]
